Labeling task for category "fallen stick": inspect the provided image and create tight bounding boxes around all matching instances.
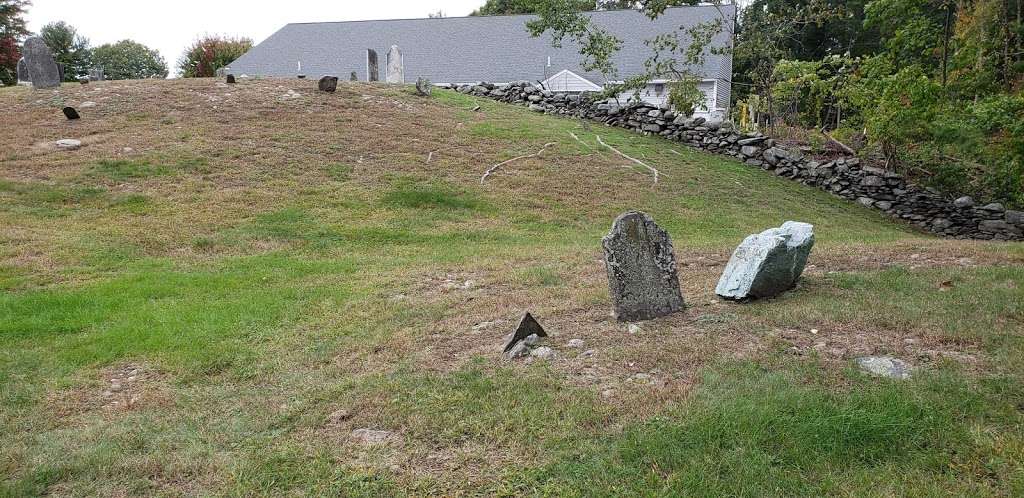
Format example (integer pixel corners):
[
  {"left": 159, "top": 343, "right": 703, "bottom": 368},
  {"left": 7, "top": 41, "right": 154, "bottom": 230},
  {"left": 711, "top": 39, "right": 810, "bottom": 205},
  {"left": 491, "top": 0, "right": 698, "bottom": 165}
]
[
  {"left": 596, "top": 135, "right": 661, "bottom": 183},
  {"left": 568, "top": 131, "right": 593, "bottom": 150},
  {"left": 820, "top": 128, "right": 855, "bottom": 155},
  {"left": 669, "top": 149, "right": 681, "bottom": 155},
  {"left": 480, "top": 142, "right": 557, "bottom": 184},
  {"left": 426, "top": 150, "right": 437, "bottom": 163}
]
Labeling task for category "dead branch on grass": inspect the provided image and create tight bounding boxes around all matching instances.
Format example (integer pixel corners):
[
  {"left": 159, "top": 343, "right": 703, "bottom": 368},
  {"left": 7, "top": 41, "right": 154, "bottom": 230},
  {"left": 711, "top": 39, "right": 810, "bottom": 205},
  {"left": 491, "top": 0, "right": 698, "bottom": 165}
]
[
  {"left": 480, "top": 142, "right": 558, "bottom": 184},
  {"left": 596, "top": 135, "right": 662, "bottom": 183},
  {"left": 568, "top": 131, "right": 593, "bottom": 150}
]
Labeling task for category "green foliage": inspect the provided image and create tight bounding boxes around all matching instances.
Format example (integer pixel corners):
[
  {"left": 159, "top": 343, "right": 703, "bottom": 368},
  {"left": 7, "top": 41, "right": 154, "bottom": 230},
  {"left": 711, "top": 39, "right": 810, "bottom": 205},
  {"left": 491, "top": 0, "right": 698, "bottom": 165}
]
[
  {"left": 40, "top": 21, "right": 91, "bottom": 81},
  {"left": 177, "top": 35, "right": 252, "bottom": 78},
  {"left": 0, "top": 0, "right": 31, "bottom": 86},
  {"left": 666, "top": 78, "right": 705, "bottom": 116},
  {"left": 91, "top": 40, "right": 168, "bottom": 80}
]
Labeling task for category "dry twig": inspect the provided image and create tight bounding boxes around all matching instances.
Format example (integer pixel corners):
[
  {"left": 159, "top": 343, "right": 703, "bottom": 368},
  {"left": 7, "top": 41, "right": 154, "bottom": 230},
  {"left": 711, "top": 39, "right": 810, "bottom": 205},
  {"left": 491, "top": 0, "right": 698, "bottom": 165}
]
[
  {"left": 568, "top": 131, "right": 593, "bottom": 150},
  {"left": 596, "top": 135, "right": 662, "bottom": 183},
  {"left": 480, "top": 142, "right": 557, "bottom": 184}
]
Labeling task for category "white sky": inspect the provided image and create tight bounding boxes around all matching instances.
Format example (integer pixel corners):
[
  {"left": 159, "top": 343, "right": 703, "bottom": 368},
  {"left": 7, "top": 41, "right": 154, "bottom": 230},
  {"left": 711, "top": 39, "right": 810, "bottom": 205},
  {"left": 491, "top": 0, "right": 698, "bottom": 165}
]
[{"left": 26, "top": 0, "right": 486, "bottom": 75}]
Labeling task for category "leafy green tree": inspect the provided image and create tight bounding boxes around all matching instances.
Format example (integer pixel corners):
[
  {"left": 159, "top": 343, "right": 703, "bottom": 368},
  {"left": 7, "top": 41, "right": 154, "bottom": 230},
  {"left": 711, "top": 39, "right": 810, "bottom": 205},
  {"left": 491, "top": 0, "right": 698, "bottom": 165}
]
[
  {"left": 0, "top": 0, "right": 31, "bottom": 86},
  {"left": 177, "top": 35, "right": 252, "bottom": 78},
  {"left": 91, "top": 40, "right": 168, "bottom": 80},
  {"left": 472, "top": 0, "right": 592, "bottom": 16},
  {"left": 40, "top": 21, "right": 92, "bottom": 81}
]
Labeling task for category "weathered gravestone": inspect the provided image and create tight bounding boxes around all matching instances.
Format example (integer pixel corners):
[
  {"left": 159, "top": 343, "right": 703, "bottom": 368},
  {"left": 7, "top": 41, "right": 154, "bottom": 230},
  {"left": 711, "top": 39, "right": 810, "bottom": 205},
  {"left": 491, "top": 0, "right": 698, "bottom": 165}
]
[
  {"left": 62, "top": 107, "right": 80, "bottom": 120},
  {"left": 225, "top": 74, "right": 236, "bottom": 84},
  {"left": 22, "top": 37, "right": 61, "bottom": 89},
  {"left": 602, "top": 211, "right": 685, "bottom": 322},
  {"left": 350, "top": 71, "right": 358, "bottom": 81},
  {"left": 318, "top": 75, "right": 338, "bottom": 92},
  {"left": 415, "top": 77, "right": 432, "bottom": 96},
  {"left": 715, "top": 221, "right": 814, "bottom": 300},
  {"left": 366, "top": 49, "right": 379, "bottom": 82},
  {"left": 16, "top": 58, "right": 27, "bottom": 83},
  {"left": 385, "top": 45, "right": 403, "bottom": 83},
  {"left": 88, "top": 67, "right": 104, "bottom": 81}
]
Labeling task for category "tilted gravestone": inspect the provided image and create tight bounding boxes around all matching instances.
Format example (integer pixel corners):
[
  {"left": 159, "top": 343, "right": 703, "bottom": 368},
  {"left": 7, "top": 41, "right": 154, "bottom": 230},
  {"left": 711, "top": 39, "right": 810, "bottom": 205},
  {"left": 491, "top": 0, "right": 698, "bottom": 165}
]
[
  {"left": 715, "top": 221, "right": 814, "bottom": 300},
  {"left": 22, "top": 37, "right": 61, "bottom": 89},
  {"left": 226, "top": 74, "right": 236, "bottom": 84},
  {"left": 318, "top": 75, "right": 338, "bottom": 92},
  {"left": 366, "top": 49, "right": 379, "bottom": 82},
  {"left": 602, "top": 211, "right": 685, "bottom": 322},
  {"left": 415, "top": 77, "right": 432, "bottom": 96},
  {"left": 385, "top": 45, "right": 403, "bottom": 83},
  {"left": 503, "top": 313, "right": 547, "bottom": 353},
  {"left": 62, "top": 107, "right": 80, "bottom": 120},
  {"left": 350, "top": 71, "right": 358, "bottom": 81}
]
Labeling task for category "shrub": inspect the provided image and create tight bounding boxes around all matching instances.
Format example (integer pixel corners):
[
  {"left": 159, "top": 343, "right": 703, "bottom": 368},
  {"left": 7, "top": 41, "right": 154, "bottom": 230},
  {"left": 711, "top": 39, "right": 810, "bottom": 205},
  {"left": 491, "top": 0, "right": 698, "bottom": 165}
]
[
  {"left": 177, "top": 35, "right": 252, "bottom": 78},
  {"left": 91, "top": 40, "right": 168, "bottom": 80}
]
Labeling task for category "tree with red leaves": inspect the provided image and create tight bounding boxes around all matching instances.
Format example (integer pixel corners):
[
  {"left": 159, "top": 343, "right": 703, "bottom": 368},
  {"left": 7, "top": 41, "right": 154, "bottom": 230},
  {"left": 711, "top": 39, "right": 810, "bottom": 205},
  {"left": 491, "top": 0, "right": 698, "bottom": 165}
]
[{"left": 0, "top": 0, "right": 31, "bottom": 85}]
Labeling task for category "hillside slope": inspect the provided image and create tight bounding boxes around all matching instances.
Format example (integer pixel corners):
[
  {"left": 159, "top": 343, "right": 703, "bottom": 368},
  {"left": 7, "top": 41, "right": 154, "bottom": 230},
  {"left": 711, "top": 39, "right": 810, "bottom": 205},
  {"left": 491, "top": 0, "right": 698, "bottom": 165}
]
[{"left": 1, "top": 78, "right": 1022, "bottom": 496}]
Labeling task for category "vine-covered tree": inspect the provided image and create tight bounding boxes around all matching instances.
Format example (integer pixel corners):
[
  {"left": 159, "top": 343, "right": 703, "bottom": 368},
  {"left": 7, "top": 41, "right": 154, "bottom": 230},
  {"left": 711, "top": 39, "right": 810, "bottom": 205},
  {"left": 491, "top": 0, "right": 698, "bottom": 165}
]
[
  {"left": 0, "top": 0, "right": 31, "bottom": 86},
  {"left": 91, "top": 40, "right": 168, "bottom": 80},
  {"left": 40, "top": 21, "right": 92, "bottom": 81},
  {"left": 177, "top": 35, "right": 252, "bottom": 78}
]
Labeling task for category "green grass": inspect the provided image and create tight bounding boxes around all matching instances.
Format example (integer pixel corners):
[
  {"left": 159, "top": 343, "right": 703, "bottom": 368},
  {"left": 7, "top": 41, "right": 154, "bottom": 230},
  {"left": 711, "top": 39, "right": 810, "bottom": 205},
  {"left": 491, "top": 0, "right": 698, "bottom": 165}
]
[{"left": 1, "top": 80, "right": 1022, "bottom": 496}]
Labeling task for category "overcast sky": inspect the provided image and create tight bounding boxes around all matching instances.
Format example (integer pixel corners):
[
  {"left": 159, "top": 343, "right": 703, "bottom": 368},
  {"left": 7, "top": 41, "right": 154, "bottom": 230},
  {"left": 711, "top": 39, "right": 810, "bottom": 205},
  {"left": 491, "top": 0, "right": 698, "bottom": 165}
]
[{"left": 26, "top": 0, "right": 486, "bottom": 75}]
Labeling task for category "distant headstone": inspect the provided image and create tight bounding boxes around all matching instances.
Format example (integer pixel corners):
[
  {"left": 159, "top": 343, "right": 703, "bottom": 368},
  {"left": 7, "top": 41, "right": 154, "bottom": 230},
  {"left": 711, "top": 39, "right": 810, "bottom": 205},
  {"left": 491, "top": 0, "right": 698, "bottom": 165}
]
[
  {"left": 22, "top": 37, "right": 61, "bottom": 89},
  {"left": 57, "top": 63, "right": 65, "bottom": 82},
  {"left": 318, "top": 75, "right": 338, "bottom": 93},
  {"left": 226, "top": 74, "right": 236, "bottom": 84},
  {"left": 385, "top": 45, "right": 403, "bottom": 83},
  {"left": 602, "top": 211, "right": 685, "bottom": 322},
  {"left": 415, "top": 77, "right": 432, "bottom": 96},
  {"left": 366, "top": 49, "right": 379, "bottom": 82},
  {"left": 297, "top": 74, "right": 306, "bottom": 79},
  {"left": 88, "top": 67, "right": 105, "bottom": 81},
  {"left": 62, "top": 107, "right": 80, "bottom": 120},
  {"left": 715, "top": 222, "right": 814, "bottom": 300},
  {"left": 503, "top": 313, "right": 547, "bottom": 353},
  {"left": 350, "top": 71, "right": 358, "bottom": 81},
  {"left": 16, "top": 58, "right": 27, "bottom": 82}
]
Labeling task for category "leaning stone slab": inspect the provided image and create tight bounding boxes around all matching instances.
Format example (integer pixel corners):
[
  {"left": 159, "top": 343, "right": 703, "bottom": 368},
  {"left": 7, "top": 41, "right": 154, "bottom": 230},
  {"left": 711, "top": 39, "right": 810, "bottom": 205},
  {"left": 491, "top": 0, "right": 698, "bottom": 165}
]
[
  {"left": 503, "top": 312, "right": 547, "bottom": 353},
  {"left": 716, "top": 221, "right": 814, "bottom": 300},
  {"left": 602, "top": 211, "right": 685, "bottom": 322},
  {"left": 22, "top": 37, "right": 61, "bottom": 89}
]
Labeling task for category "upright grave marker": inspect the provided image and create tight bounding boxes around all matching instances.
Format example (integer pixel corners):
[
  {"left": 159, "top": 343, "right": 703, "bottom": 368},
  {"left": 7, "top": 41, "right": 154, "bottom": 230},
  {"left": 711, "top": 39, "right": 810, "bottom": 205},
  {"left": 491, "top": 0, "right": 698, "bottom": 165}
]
[
  {"left": 22, "top": 37, "right": 61, "bottom": 89},
  {"left": 366, "top": 49, "right": 379, "bottom": 82},
  {"left": 602, "top": 211, "right": 685, "bottom": 322},
  {"left": 385, "top": 45, "right": 403, "bottom": 83}
]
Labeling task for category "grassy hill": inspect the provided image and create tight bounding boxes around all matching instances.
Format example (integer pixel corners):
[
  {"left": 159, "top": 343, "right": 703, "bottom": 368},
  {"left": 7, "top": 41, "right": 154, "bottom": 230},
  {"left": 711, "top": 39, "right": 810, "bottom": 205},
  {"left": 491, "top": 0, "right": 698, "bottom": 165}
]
[{"left": 1, "top": 78, "right": 1023, "bottom": 496}]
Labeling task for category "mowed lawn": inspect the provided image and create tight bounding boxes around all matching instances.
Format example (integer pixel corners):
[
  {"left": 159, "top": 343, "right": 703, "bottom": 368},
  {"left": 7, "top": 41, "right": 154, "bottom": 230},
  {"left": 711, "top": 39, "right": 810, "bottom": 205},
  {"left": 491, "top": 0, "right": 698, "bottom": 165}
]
[{"left": 1, "top": 78, "right": 1023, "bottom": 496}]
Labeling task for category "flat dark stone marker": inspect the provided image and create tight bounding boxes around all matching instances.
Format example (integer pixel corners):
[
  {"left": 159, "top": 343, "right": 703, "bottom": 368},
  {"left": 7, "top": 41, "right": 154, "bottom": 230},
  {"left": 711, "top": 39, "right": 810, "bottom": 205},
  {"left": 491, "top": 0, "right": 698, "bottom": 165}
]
[
  {"left": 62, "top": 107, "right": 80, "bottom": 120},
  {"left": 226, "top": 74, "right": 236, "bottom": 84},
  {"left": 318, "top": 75, "right": 339, "bottom": 93},
  {"left": 503, "top": 313, "right": 547, "bottom": 353}
]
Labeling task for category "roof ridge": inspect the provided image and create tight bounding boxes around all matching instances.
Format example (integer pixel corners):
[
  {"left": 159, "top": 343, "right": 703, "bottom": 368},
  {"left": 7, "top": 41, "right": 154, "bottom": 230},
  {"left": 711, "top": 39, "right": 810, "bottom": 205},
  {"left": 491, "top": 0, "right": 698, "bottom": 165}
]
[{"left": 284, "top": 5, "right": 732, "bottom": 27}]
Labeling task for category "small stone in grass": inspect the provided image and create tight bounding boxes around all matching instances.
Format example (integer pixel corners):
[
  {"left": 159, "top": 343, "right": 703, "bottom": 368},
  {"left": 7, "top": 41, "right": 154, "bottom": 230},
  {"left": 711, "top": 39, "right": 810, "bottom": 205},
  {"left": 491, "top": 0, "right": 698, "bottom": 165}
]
[
  {"left": 530, "top": 346, "right": 556, "bottom": 360},
  {"left": 62, "top": 107, "right": 80, "bottom": 120},
  {"left": 855, "top": 356, "right": 913, "bottom": 380},
  {"left": 55, "top": 139, "right": 81, "bottom": 150},
  {"left": 567, "top": 338, "right": 585, "bottom": 348},
  {"left": 350, "top": 428, "right": 395, "bottom": 444}
]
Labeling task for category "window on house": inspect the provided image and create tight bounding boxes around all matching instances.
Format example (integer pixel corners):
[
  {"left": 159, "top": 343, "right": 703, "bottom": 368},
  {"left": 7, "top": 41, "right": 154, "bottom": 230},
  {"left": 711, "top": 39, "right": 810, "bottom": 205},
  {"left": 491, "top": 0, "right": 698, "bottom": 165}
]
[{"left": 654, "top": 83, "right": 664, "bottom": 96}]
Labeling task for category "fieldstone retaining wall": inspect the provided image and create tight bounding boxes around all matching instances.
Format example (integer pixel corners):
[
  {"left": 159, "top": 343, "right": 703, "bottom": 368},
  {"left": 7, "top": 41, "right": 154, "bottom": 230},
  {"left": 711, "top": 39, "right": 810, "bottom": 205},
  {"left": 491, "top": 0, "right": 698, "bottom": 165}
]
[{"left": 450, "top": 81, "right": 1023, "bottom": 241}]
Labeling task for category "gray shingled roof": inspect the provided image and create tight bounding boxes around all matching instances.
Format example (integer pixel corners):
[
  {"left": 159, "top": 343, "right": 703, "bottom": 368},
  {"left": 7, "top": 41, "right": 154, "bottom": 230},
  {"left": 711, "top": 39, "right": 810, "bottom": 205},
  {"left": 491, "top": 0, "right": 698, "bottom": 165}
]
[{"left": 228, "top": 6, "right": 735, "bottom": 85}]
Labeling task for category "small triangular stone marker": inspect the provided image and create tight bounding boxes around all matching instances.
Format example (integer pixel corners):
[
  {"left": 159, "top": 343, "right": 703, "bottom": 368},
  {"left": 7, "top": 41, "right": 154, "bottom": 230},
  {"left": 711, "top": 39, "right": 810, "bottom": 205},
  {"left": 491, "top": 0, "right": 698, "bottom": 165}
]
[
  {"left": 503, "top": 313, "right": 547, "bottom": 353},
  {"left": 62, "top": 107, "right": 80, "bottom": 120},
  {"left": 226, "top": 74, "right": 236, "bottom": 84}
]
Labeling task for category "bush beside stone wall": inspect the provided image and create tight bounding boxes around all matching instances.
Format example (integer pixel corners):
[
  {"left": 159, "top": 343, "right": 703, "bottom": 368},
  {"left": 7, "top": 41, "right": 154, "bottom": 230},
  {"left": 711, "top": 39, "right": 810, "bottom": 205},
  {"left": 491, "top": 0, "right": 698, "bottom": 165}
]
[{"left": 450, "top": 81, "right": 1024, "bottom": 241}]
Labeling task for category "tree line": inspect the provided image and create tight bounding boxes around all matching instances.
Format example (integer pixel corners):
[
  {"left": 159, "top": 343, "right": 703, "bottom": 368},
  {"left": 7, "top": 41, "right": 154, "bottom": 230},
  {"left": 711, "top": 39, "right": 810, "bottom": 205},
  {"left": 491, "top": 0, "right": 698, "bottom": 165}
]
[{"left": 0, "top": 1, "right": 251, "bottom": 84}]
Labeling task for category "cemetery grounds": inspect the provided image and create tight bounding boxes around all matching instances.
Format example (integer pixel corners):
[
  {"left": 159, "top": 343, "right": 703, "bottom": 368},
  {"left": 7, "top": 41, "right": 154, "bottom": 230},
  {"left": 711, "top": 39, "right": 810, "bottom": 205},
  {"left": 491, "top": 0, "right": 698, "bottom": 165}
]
[{"left": 1, "top": 78, "right": 1023, "bottom": 496}]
